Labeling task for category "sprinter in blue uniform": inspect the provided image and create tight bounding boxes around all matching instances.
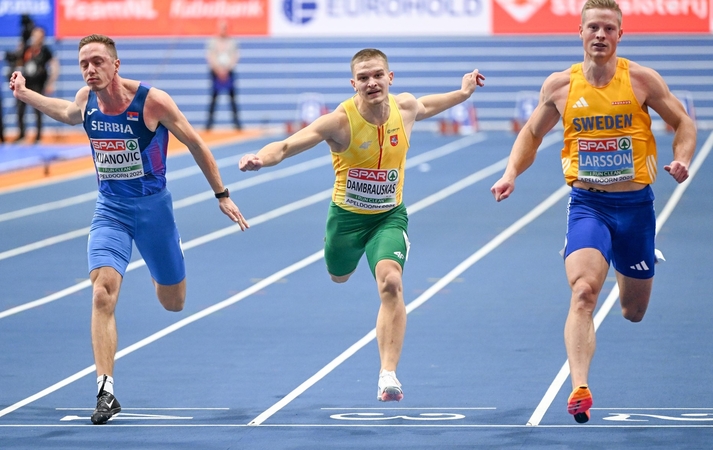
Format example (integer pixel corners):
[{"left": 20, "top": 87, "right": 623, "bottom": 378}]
[{"left": 10, "top": 34, "right": 249, "bottom": 425}]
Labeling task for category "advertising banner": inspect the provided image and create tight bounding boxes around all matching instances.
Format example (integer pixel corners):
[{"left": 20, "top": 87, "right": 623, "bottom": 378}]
[
  {"left": 493, "top": 0, "right": 710, "bottom": 34},
  {"left": 0, "top": 0, "right": 54, "bottom": 37},
  {"left": 271, "top": 0, "right": 491, "bottom": 36},
  {"left": 56, "top": 0, "right": 269, "bottom": 38}
]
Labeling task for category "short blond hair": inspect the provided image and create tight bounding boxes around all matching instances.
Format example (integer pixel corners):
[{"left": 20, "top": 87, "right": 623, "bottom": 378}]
[
  {"left": 350, "top": 48, "right": 389, "bottom": 74},
  {"left": 581, "top": 0, "right": 622, "bottom": 26},
  {"left": 78, "top": 34, "right": 118, "bottom": 60}
]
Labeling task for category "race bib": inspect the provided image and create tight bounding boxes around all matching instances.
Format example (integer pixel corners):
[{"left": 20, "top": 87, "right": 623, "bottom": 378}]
[
  {"left": 91, "top": 138, "right": 144, "bottom": 181},
  {"left": 345, "top": 168, "right": 398, "bottom": 211},
  {"left": 577, "top": 136, "right": 634, "bottom": 185}
]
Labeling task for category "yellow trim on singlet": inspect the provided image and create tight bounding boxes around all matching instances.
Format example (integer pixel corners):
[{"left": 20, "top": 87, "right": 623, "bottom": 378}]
[
  {"left": 331, "top": 94, "right": 410, "bottom": 214},
  {"left": 562, "top": 58, "right": 658, "bottom": 186}
]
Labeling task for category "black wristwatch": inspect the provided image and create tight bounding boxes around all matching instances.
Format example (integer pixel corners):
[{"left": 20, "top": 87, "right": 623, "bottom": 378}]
[{"left": 215, "top": 187, "right": 230, "bottom": 199}]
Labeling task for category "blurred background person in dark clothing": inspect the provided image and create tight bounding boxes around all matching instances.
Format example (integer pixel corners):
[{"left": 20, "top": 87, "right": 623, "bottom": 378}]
[
  {"left": 14, "top": 26, "right": 58, "bottom": 143},
  {"left": 205, "top": 20, "right": 241, "bottom": 131}
]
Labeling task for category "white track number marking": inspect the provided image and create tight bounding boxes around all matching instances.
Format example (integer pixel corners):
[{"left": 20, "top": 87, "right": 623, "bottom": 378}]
[
  {"left": 604, "top": 412, "right": 713, "bottom": 422},
  {"left": 60, "top": 412, "right": 193, "bottom": 422},
  {"left": 330, "top": 412, "right": 465, "bottom": 421}
]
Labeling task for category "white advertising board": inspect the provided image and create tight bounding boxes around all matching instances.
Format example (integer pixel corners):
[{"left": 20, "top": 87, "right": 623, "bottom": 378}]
[{"left": 270, "top": 0, "right": 491, "bottom": 36}]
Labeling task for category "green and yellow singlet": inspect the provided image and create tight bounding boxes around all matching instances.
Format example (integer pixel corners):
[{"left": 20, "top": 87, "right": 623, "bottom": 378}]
[{"left": 331, "top": 94, "right": 410, "bottom": 214}]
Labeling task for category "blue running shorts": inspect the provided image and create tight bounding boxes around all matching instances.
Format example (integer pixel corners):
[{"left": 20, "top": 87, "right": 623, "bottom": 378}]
[
  {"left": 564, "top": 186, "right": 656, "bottom": 279},
  {"left": 88, "top": 188, "right": 185, "bottom": 285}
]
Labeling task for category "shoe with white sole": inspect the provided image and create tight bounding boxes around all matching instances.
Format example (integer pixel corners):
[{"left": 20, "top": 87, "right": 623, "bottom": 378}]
[{"left": 377, "top": 370, "right": 404, "bottom": 402}]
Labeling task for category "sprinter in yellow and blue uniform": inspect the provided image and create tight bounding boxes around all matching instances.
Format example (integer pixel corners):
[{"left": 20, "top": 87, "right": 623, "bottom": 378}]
[
  {"left": 240, "top": 48, "right": 485, "bottom": 403},
  {"left": 490, "top": 0, "right": 696, "bottom": 424}
]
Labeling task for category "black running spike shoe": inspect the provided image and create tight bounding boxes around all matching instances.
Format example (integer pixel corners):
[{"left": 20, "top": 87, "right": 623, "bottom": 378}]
[{"left": 91, "top": 390, "right": 121, "bottom": 424}]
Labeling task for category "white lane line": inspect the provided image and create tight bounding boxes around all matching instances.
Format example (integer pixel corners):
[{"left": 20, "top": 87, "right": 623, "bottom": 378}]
[
  {"left": 0, "top": 250, "right": 326, "bottom": 420},
  {"left": 320, "top": 407, "right": 496, "bottom": 410},
  {"left": 0, "top": 133, "right": 272, "bottom": 197},
  {"left": 0, "top": 134, "right": 489, "bottom": 317},
  {"left": 0, "top": 155, "right": 330, "bottom": 262},
  {"left": 0, "top": 227, "right": 92, "bottom": 262},
  {"left": 248, "top": 184, "right": 571, "bottom": 427},
  {"left": 0, "top": 135, "right": 509, "bottom": 420},
  {"left": 0, "top": 133, "right": 487, "bottom": 259},
  {"left": 0, "top": 131, "right": 485, "bottom": 223},
  {"left": 0, "top": 192, "right": 98, "bottom": 223},
  {"left": 0, "top": 151, "right": 300, "bottom": 223},
  {"left": 526, "top": 130, "right": 713, "bottom": 427},
  {"left": 56, "top": 407, "right": 230, "bottom": 410},
  {"left": 0, "top": 191, "right": 332, "bottom": 320},
  {"left": 591, "top": 408, "right": 713, "bottom": 410},
  {"left": 2, "top": 423, "right": 713, "bottom": 428},
  {"left": 0, "top": 157, "right": 332, "bottom": 262},
  {"left": 0, "top": 280, "right": 94, "bottom": 320}
]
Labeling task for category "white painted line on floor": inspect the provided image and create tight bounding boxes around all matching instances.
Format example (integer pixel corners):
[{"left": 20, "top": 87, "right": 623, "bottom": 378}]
[
  {"left": 248, "top": 184, "right": 571, "bottom": 426},
  {"left": 0, "top": 133, "right": 493, "bottom": 317},
  {"left": 526, "top": 130, "right": 713, "bottom": 427},
  {"left": 0, "top": 133, "right": 508, "bottom": 420}
]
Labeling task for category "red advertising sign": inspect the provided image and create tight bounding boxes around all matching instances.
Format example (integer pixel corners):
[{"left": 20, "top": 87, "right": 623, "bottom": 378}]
[
  {"left": 57, "top": 0, "right": 269, "bottom": 38},
  {"left": 493, "top": 0, "right": 710, "bottom": 34}
]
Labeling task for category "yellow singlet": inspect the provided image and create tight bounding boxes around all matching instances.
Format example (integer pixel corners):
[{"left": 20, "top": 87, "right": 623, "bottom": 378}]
[
  {"left": 331, "top": 94, "right": 410, "bottom": 214},
  {"left": 562, "top": 58, "right": 658, "bottom": 186}
]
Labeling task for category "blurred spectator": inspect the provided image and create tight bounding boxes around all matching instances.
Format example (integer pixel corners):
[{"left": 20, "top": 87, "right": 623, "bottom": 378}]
[
  {"left": 1, "top": 14, "right": 35, "bottom": 143},
  {"left": 205, "top": 20, "right": 241, "bottom": 131},
  {"left": 15, "top": 26, "right": 58, "bottom": 143}
]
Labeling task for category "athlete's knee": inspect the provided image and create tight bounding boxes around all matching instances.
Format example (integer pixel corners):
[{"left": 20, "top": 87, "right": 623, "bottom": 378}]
[
  {"left": 378, "top": 271, "right": 402, "bottom": 300},
  {"left": 570, "top": 278, "right": 600, "bottom": 312},
  {"left": 622, "top": 307, "right": 646, "bottom": 322},
  {"left": 92, "top": 284, "right": 117, "bottom": 314},
  {"left": 159, "top": 294, "right": 185, "bottom": 312},
  {"left": 618, "top": 277, "right": 652, "bottom": 323},
  {"left": 330, "top": 273, "right": 352, "bottom": 284},
  {"left": 621, "top": 298, "right": 649, "bottom": 322},
  {"left": 90, "top": 269, "right": 120, "bottom": 314},
  {"left": 156, "top": 281, "right": 185, "bottom": 312}
]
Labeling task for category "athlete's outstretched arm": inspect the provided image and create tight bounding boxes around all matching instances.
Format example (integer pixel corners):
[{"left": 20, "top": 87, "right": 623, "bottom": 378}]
[
  {"left": 413, "top": 69, "right": 485, "bottom": 121},
  {"left": 491, "top": 72, "right": 565, "bottom": 202},
  {"left": 148, "top": 88, "right": 248, "bottom": 229},
  {"left": 9, "top": 71, "right": 85, "bottom": 125},
  {"left": 239, "top": 110, "right": 347, "bottom": 171}
]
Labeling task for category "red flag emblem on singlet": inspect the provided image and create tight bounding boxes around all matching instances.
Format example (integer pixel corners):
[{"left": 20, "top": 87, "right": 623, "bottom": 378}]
[
  {"left": 127, "top": 111, "right": 139, "bottom": 121},
  {"left": 390, "top": 135, "right": 398, "bottom": 146}
]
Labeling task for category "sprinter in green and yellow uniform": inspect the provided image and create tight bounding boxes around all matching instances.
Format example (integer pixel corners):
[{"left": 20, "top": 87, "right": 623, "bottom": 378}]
[{"left": 240, "top": 48, "right": 485, "bottom": 402}]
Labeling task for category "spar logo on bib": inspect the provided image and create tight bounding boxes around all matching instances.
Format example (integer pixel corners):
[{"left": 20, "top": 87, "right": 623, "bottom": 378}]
[
  {"left": 578, "top": 137, "right": 631, "bottom": 152},
  {"left": 91, "top": 138, "right": 144, "bottom": 180},
  {"left": 91, "top": 139, "right": 138, "bottom": 152},
  {"left": 345, "top": 168, "right": 399, "bottom": 211},
  {"left": 577, "top": 136, "right": 634, "bottom": 184},
  {"left": 348, "top": 168, "right": 398, "bottom": 182}
]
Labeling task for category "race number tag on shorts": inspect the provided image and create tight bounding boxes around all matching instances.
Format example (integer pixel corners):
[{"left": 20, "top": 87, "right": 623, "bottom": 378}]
[
  {"left": 345, "top": 168, "right": 398, "bottom": 211},
  {"left": 577, "top": 136, "right": 634, "bottom": 184},
  {"left": 91, "top": 138, "right": 144, "bottom": 180}
]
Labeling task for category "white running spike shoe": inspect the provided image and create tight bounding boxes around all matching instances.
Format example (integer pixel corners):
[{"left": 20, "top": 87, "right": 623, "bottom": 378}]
[{"left": 377, "top": 370, "right": 403, "bottom": 402}]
